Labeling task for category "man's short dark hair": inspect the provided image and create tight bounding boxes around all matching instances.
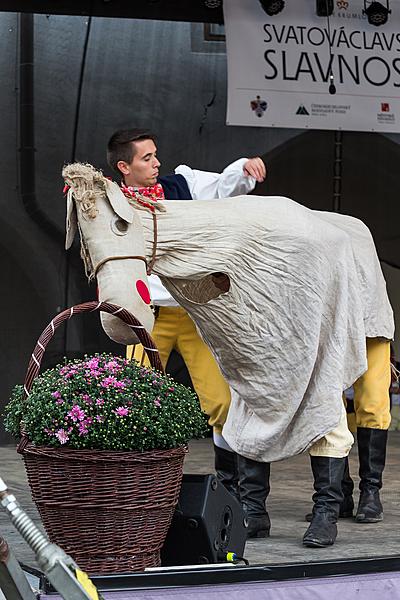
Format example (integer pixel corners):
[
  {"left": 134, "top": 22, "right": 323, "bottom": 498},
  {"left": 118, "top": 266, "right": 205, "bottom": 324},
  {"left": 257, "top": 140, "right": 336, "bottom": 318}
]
[{"left": 107, "top": 128, "right": 156, "bottom": 174}]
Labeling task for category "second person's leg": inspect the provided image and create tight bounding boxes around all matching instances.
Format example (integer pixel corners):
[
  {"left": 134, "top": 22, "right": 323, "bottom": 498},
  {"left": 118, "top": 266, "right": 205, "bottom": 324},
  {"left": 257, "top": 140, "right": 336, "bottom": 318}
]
[
  {"left": 176, "top": 312, "right": 270, "bottom": 537},
  {"left": 175, "top": 310, "right": 241, "bottom": 494},
  {"left": 304, "top": 403, "right": 354, "bottom": 547},
  {"left": 353, "top": 337, "right": 391, "bottom": 523}
]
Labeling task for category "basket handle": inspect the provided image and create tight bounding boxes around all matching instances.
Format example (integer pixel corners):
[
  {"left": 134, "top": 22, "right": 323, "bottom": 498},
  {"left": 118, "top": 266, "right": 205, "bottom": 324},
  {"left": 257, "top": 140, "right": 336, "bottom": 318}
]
[
  {"left": 17, "top": 301, "right": 163, "bottom": 453},
  {"left": 23, "top": 301, "right": 163, "bottom": 398}
]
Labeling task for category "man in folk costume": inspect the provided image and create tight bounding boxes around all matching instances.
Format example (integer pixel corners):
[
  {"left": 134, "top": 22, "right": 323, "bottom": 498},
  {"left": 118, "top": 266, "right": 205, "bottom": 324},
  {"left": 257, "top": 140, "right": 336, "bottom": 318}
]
[
  {"left": 106, "top": 127, "right": 267, "bottom": 514},
  {"left": 105, "top": 129, "right": 391, "bottom": 548}
]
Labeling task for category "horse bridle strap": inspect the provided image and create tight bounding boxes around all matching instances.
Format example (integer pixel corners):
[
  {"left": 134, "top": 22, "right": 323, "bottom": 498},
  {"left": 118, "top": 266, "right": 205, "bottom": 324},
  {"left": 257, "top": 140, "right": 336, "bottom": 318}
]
[
  {"left": 147, "top": 212, "right": 158, "bottom": 276},
  {"left": 93, "top": 212, "right": 158, "bottom": 278},
  {"left": 93, "top": 255, "right": 148, "bottom": 279}
]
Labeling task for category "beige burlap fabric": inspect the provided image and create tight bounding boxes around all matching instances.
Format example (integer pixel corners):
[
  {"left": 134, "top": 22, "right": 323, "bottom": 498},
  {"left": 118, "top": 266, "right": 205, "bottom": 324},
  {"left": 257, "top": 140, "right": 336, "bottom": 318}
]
[{"left": 64, "top": 163, "right": 394, "bottom": 462}]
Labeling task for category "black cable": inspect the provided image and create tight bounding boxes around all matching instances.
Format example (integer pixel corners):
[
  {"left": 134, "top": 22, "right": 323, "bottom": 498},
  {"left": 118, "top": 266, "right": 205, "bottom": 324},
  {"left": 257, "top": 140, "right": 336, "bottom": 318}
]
[
  {"left": 70, "top": 17, "right": 92, "bottom": 166},
  {"left": 63, "top": 16, "right": 93, "bottom": 356},
  {"left": 199, "top": 92, "right": 216, "bottom": 134},
  {"left": 325, "top": 1, "right": 336, "bottom": 94},
  {"left": 332, "top": 130, "right": 342, "bottom": 213},
  {"left": 326, "top": 1, "right": 340, "bottom": 214},
  {"left": 18, "top": 13, "right": 63, "bottom": 242},
  {"left": 17, "top": 14, "right": 88, "bottom": 372},
  {"left": 223, "top": 552, "right": 249, "bottom": 566}
]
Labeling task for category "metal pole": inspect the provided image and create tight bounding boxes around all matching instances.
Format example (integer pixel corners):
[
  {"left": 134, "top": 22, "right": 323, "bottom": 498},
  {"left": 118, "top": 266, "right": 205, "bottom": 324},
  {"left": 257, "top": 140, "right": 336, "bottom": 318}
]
[
  {"left": 0, "top": 478, "right": 99, "bottom": 600},
  {"left": 0, "top": 537, "right": 37, "bottom": 600},
  {"left": 332, "top": 130, "right": 343, "bottom": 213}
]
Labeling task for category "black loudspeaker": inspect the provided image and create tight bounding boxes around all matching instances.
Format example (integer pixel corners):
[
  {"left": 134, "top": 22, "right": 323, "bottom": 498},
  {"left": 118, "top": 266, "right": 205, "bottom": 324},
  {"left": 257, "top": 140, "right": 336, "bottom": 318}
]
[{"left": 161, "top": 474, "right": 247, "bottom": 566}]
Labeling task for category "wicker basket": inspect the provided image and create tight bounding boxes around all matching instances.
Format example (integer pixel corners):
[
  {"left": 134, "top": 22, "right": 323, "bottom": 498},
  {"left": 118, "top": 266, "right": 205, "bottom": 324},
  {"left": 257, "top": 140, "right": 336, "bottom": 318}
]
[{"left": 18, "top": 301, "right": 186, "bottom": 574}]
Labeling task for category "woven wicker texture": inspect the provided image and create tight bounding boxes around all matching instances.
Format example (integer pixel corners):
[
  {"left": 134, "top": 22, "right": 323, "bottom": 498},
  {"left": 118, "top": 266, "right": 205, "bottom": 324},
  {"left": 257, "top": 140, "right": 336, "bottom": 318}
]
[
  {"left": 20, "top": 303, "right": 184, "bottom": 573},
  {"left": 23, "top": 444, "right": 186, "bottom": 573},
  {"left": 23, "top": 301, "right": 163, "bottom": 399}
]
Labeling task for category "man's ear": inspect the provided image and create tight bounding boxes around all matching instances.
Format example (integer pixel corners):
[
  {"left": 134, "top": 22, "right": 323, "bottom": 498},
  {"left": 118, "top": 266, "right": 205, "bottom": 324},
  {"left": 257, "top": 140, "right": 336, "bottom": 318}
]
[{"left": 117, "top": 160, "right": 130, "bottom": 176}]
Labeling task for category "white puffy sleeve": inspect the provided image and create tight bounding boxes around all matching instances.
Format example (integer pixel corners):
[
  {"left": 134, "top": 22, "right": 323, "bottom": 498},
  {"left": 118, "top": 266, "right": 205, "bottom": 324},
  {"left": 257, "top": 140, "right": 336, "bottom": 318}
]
[{"left": 175, "top": 158, "right": 257, "bottom": 200}]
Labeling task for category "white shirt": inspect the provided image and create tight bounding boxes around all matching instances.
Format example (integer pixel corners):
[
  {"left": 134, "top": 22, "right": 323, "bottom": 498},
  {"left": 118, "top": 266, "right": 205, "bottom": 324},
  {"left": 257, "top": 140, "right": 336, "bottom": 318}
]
[{"left": 150, "top": 158, "right": 256, "bottom": 306}]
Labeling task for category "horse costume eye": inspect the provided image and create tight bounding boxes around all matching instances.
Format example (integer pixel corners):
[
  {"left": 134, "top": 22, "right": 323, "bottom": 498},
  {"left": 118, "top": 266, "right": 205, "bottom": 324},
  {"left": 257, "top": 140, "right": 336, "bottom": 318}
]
[{"left": 111, "top": 216, "right": 129, "bottom": 235}]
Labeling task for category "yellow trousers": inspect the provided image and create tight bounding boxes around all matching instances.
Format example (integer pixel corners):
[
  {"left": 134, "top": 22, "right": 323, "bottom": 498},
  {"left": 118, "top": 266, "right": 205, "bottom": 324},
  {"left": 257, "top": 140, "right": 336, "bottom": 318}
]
[
  {"left": 127, "top": 306, "right": 230, "bottom": 434},
  {"left": 346, "top": 337, "right": 391, "bottom": 432},
  {"left": 311, "top": 337, "right": 391, "bottom": 457},
  {"left": 128, "top": 311, "right": 391, "bottom": 456}
]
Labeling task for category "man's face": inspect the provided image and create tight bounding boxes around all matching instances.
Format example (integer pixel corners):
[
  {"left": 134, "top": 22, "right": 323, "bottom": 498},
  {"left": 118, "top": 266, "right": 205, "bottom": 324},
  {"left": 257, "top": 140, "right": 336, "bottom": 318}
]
[{"left": 118, "top": 139, "right": 161, "bottom": 187}]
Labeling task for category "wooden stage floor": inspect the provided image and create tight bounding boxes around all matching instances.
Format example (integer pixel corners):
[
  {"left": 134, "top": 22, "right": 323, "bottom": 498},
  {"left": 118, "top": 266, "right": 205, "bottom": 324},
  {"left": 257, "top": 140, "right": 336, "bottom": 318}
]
[{"left": 1, "top": 434, "right": 400, "bottom": 571}]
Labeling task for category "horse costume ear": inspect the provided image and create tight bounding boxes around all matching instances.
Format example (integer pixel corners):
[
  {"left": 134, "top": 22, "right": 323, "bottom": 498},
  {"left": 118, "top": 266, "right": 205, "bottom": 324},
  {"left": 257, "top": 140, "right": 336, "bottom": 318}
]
[
  {"left": 65, "top": 188, "right": 78, "bottom": 249},
  {"left": 105, "top": 179, "right": 134, "bottom": 223}
]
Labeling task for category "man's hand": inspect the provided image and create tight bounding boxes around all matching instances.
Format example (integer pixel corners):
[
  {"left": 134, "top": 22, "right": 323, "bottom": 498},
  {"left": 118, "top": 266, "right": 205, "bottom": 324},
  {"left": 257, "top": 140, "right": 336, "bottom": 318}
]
[{"left": 243, "top": 157, "right": 266, "bottom": 183}]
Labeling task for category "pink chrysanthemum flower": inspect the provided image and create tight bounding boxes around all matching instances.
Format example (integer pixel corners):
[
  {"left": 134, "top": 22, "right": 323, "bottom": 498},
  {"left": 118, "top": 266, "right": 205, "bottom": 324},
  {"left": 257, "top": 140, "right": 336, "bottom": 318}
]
[
  {"left": 86, "top": 358, "right": 100, "bottom": 370},
  {"left": 114, "top": 380, "right": 126, "bottom": 389},
  {"left": 68, "top": 405, "right": 86, "bottom": 422},
  {"left": 101, "top": 376, "right": 118, "bottom": 388},
  {"left": 114, "top": 406, "right": 129, "bottom": 417},
  {"left": 78, "top": 423, "right": 89, "bottom": 436},
  {"left": 55, "top": 429, "right": 69, "bottom": 444},
  {"left": 104, "top": 359, "right": 122, "bottom": 371},
  {"left": 81, "top": 394, "right": 93, "bottom": 405}
]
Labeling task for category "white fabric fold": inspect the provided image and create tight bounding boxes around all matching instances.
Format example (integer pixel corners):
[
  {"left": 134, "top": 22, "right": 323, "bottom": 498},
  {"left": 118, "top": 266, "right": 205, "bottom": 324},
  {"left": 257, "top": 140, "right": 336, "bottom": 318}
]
[
  {"left": 149, "top": 159, "right": 255, "bottom": 306},
  {"left": 140, "top": 195, "right": 394, "bottom": 462}
]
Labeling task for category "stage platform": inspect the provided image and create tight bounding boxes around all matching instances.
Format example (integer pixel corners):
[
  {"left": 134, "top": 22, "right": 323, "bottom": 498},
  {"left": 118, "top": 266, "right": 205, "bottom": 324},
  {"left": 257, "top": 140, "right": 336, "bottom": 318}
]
[{"left": 1, "top": 435, "right": 400, "bottom": 597}]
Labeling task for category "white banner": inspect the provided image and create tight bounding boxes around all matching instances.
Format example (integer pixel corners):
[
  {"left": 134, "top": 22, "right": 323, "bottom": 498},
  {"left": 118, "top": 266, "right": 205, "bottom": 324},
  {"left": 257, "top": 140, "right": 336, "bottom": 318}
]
[{"left": 224, "top": 0, "right": 400, "bottom": 132}]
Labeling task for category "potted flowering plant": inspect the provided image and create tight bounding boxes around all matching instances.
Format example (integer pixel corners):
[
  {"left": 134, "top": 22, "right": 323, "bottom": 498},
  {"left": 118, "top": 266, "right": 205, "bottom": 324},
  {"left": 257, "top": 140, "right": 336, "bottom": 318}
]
[
  {"left": 4, "top": 301, "right": 208, "bottom": 575},
  {"left": 5, "top": 354, "right": 206, "bottom": 451}
]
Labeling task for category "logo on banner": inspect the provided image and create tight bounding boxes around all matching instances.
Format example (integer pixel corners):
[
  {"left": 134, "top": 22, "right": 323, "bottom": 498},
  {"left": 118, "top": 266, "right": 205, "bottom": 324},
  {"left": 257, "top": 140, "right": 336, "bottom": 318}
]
[
  {"left": 250, "top": 95, "right": 268, "bottom": 118},
  {"left": 296, "top": 104, "right": 310, "bottom": 115},
  {"left": 335, "top": 0, "right": 365, "bottom": 19},
  {"left": 225, "top": 0, "right": 400, "bottom": 132},
  {"left": 377, "top": 102, "right": 395, "bottom": 124}
]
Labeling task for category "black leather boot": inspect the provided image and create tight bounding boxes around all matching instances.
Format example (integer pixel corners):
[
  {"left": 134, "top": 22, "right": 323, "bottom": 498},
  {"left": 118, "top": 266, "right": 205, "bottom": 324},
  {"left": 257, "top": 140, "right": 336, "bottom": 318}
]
[
  {"left": 355, "top": 428, "right": 388, "bottom": 523},
  {"left": 340, "top": 456, "right": 355, "bottom": 517},
  {"left": 303, "top": 456, "right": 345, "bottom": 548},
  {"left": 237, "top": 455, "right": 271, "bottom": 538},
  {"left": 214, "top": 444, "right": 239, "bottom": 500},
  {"left": 305, "top": 455, "right": 354, "bottom": 522}
]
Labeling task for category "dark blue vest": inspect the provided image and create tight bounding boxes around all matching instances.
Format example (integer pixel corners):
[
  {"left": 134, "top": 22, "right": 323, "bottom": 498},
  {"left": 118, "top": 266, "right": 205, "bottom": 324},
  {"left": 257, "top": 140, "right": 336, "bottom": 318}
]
[{"left": 158, "top": 174, "right": 192, "bottom": 200}]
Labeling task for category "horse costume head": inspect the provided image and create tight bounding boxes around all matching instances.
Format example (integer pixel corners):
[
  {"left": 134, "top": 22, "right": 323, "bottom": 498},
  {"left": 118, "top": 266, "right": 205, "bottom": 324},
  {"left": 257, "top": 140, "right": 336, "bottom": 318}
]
[
  {"left": 62, "top": 162, "right": 395, "bottom": 463},
  {"left": 63, "top": 162, "right": 154, "bottom": 344}
]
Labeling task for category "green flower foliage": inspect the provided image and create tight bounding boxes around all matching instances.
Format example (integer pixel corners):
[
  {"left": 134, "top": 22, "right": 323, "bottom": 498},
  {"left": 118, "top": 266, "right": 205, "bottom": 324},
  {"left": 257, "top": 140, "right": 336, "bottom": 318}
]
[{"left": 4, "top": 354, "right": 208, "bottom": 451}]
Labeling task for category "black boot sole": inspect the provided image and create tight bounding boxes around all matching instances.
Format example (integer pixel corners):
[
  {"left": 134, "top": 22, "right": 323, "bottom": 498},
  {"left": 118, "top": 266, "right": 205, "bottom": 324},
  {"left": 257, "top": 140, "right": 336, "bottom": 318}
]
[
  {"left": 355, "top": 513, "right": 383, "bottom": 523},
  {"left": 305, "top": 510, "right": 353, "bottom": 522},
  {"left": 247, "top": 528, "right": 270, "bottom": 539},
  {"left": 303, "top": 537, "right": 335, "bottom": 548},
  {"left": 246, "top": 512, "right": 271, "bottom": 540},
  {"left": 246, "top": 515, "right": 271, "bottom": 539},
  {"left": 355, "top": 489, "right": 383, "bottom": 523}
]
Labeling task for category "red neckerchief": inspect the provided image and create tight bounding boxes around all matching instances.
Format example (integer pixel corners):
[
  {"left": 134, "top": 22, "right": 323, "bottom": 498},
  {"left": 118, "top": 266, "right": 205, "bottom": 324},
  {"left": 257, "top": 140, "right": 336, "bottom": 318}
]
[{"left": 121, "top": 183, "right": 165, "bottom": 213}]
